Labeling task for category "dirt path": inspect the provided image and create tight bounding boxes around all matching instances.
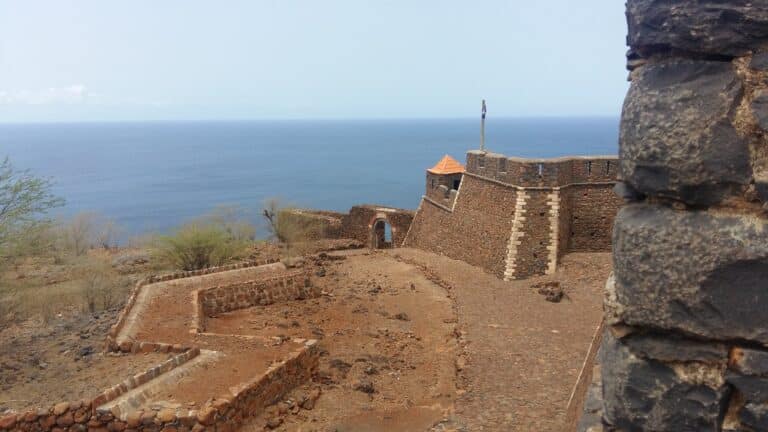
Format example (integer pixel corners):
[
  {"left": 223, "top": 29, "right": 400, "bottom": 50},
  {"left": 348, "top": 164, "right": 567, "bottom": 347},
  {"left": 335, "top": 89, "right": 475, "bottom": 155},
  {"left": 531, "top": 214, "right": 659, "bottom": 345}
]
[{"left": 391, "top": 248, "right": 610, "bottom": 432}]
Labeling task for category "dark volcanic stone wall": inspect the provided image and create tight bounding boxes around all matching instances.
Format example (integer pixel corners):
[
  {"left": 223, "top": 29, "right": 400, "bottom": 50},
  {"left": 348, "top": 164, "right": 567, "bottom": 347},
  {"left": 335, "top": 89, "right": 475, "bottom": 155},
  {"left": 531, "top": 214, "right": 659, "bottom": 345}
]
[{"left": 600, "top": 2, "right": 768, "bottom": 431}]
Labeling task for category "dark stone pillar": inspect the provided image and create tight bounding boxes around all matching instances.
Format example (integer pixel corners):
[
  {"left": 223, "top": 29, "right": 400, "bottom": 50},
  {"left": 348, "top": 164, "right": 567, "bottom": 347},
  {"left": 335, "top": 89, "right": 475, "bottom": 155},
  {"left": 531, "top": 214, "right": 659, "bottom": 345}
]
[{"left": 604, "top": 2, "right": 768, "bottom": 431}]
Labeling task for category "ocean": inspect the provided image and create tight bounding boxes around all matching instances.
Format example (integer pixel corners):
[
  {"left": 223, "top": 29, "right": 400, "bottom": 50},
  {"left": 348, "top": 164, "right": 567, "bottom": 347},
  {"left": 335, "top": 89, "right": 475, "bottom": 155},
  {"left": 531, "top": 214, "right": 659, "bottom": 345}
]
[{"left": 0, "top": 117, "right": 619, "bottom": 238}]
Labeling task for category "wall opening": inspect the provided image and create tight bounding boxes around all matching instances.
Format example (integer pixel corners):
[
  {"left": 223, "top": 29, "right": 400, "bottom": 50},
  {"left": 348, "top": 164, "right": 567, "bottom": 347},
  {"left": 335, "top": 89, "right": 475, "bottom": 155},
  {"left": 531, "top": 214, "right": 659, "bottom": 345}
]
[
  {"left": 453, "top": 178, "right": 461, "bottom": 190},
  {"left": 372, "top": 219, "right": 393, "bottom": 249}
]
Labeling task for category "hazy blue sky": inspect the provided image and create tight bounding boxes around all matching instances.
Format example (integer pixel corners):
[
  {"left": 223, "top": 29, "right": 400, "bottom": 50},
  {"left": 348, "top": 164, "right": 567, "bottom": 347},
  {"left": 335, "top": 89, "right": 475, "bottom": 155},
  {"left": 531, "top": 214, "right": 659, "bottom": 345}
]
[{"left": 0, "top": 1, "right": 629, "bottom": 122}]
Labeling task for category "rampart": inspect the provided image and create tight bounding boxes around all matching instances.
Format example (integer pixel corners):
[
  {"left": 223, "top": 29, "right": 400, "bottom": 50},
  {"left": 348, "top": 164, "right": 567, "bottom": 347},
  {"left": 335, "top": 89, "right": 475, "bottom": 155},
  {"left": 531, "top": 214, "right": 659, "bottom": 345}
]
[{"left": 404, "top": 151, "right": 621, "bottom": 279}]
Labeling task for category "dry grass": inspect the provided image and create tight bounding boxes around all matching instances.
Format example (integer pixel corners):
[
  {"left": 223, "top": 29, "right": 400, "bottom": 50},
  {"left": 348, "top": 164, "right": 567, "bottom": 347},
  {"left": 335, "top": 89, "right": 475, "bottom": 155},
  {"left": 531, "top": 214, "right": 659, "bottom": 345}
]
[{"left": 1, "top": 254, "right": 132, "bottom": 326}]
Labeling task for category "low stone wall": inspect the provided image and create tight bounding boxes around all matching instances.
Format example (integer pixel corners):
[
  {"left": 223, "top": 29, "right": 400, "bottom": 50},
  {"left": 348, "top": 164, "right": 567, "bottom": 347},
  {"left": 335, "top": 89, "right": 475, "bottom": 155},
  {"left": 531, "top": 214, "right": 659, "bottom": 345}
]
[
  {"left": 0, "top": 348, "right": 200, "bottom": 432},
  {"left": 198, "top": 270, "right": 316, "bottom": 316},
  {"left": 106, "top": 258, "right": 279, "bottom": 351},
  {"left": 0, "top": 341, "right": 318, "bottom": 432}
]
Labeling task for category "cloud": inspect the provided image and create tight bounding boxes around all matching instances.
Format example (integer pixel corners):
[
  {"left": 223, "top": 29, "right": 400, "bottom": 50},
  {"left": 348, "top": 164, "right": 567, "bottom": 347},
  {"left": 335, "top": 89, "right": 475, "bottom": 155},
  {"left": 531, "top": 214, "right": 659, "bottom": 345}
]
[{"left": 0, "top": 84, "right": 88, "bottom": 105}]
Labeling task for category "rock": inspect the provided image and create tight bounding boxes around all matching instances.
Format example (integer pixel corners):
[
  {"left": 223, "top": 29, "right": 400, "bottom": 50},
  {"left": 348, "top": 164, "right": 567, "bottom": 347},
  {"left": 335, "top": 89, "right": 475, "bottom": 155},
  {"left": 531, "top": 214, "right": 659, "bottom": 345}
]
[
  {"left": 315, "top": 267, "right": 326, "bottom": 277},
  {"left": 626, "top": 0, "right": 768, "bottom": 57},
  {"left": 752, "top": 52, "right": 768, "bottom": 71},
  {"left": 0, "top": 414, "right": 17, "bottom": 429},
  {"left": 622, "top": 333, "right": 728, "bottom": 364},
  {"left": 740, "top": 402, "right": 768, "bottom": 431},
  {"left": 56, "top": 412, "right": 74, "bottom": 427},
  {"left": 601, "top": 331, "right": 729, "bottom": 431},
  {"left": 730, "top": 348, "right": 768, "bottom": 377},
  {"left": 752, "top": 89, "right": 768, "bottom": 133},
  {"left": 79, "top": 346, "right": 94, "bottom": 358},
  {"left": 156, "top": 409, "right": 176, "bottom": 423},
  {"left": 619, "top": 59, "right": 750, "bottom": 205},
  {"left": 353, "top": 378, "right": 375, "bottom": 394},
  {"left": 302, "top": 388, "right": 321, "bottom": 410},
  {"left": 196, "top": 407, "right": 216, "bottom": 426},
  {"left": 53, "top": 402, "right": 70, "bottom": 416},
  {"left": 726, "top": 372, "right": 768, "bottom": 402},
  {"left": 265, "top": 417, "right": 283, "bottom": 429},
  {"left": 364, "top": 365, "right": 378, "bottom": 375},
  {"left": 533, "top": 281, "right": 565, "bottom": 303},
  {"left": 125, "top": 411, "right": 143, "bottom": 428},
  {"left": 610, "top": 204, "right": 768, "bottom": 344},
  {"left": 393, "top": 312, "right": 410, "bottom": 321}
]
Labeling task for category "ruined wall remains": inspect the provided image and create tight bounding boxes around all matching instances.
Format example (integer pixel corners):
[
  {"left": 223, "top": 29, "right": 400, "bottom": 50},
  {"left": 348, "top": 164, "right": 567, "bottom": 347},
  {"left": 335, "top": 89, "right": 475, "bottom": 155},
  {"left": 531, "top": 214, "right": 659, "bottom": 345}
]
[
  {"left": 600, "top": 2, "right": 768, "bottom": 431},
  {"left": 405, "top": 151, "right": 621, "bottom": 279},
  {"left": 286, "top": 205, "right": 414, "bottom": 248}
]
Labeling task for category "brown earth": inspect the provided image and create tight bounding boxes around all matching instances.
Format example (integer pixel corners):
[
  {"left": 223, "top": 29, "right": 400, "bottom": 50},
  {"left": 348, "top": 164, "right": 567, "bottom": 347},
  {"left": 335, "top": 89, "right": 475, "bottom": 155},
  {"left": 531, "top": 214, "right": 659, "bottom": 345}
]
[
  {"left": 1, "top": 243, "right": 610, "bottom": 432},
  {"left": 0, "top": 310, "right": 170, "bottom": 413},
  {"left": 216, "top": 250, "right": 458, "bottom": 432},
  {"left": 236, "top": 248, "right": 610, "bottom": 431}
]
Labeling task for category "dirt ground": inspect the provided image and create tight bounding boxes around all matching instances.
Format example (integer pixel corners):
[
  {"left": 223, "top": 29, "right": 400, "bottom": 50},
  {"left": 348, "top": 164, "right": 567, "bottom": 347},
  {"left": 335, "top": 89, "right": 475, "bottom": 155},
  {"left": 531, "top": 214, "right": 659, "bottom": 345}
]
[
  {"left": 0, "top": 243, "right": 610, "bottom": 432},
  {"left": 215, "top": 250, "right": 458, "bottom": 432},
  {"left": 0, "top": 310, "right": 171, "bottom": 413}
]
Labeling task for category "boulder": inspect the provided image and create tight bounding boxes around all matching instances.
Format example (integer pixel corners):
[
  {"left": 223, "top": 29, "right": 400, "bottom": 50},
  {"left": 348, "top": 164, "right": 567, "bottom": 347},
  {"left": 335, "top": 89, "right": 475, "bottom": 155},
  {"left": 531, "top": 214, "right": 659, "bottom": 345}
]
[
  {"left": 619, "top": 59, "right": 750, "bottom": 205},
  {"left": 626, "top": 0, "right": 768, "bottom": 57},
  {"left": 601, "top": 331, "right": 730, "bottom": 432},
  {"left": 610, "top": 204, "right": 768, "bottom": 344}
]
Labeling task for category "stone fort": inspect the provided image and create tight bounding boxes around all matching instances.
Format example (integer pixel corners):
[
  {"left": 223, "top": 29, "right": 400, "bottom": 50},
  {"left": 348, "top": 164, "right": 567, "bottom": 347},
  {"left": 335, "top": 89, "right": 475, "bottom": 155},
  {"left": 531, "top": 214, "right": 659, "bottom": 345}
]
[{"left": 294, "top": 149, "right": 621, "bottom": 280}]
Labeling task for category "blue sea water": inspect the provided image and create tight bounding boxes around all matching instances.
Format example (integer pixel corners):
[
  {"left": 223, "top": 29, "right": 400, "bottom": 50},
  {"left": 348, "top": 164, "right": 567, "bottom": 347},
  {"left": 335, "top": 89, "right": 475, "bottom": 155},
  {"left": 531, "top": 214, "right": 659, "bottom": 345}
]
[{"left": 0, "top": 118, "right": 619, "bottom": 238}]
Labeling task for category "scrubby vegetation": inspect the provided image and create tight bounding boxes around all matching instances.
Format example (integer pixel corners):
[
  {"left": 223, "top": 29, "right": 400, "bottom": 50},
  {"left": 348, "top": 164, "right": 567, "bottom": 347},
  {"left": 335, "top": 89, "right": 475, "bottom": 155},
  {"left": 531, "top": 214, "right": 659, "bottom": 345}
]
[
  {"left": 262, "top": 198, "right": 322, "bottom": 257},
  {"left": 152, "top": 206, "right": 256, "bottom": 271}
]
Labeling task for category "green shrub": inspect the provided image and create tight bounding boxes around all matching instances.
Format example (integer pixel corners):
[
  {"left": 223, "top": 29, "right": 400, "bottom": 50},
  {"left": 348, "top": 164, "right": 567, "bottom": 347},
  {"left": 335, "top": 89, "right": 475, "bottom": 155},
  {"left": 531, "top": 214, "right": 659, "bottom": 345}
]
[{"left": 153, "top": 209, "right": 254, "bottom": 270}]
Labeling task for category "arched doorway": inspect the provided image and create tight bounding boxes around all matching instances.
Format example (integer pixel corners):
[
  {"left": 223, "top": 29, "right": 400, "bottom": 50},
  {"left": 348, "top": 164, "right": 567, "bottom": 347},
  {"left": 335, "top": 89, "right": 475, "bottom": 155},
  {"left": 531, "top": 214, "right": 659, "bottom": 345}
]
[{"left": 371, "top": 219, "right": 393, "bottom": 249}]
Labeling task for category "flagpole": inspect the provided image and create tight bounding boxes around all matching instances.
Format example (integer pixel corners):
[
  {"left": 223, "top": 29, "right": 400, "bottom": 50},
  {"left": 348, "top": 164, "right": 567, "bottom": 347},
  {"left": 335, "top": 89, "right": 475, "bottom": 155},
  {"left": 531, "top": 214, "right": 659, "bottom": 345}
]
[{"left": 480, "top": 99, "right": 486, "bottom": 152}]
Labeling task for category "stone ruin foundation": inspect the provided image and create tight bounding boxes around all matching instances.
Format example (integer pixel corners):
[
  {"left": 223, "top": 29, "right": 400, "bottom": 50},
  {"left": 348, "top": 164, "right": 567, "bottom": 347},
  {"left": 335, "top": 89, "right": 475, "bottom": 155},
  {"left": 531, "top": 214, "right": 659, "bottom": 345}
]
[{"left": 601, "top": 1, "right": 768, "bottom": 431}]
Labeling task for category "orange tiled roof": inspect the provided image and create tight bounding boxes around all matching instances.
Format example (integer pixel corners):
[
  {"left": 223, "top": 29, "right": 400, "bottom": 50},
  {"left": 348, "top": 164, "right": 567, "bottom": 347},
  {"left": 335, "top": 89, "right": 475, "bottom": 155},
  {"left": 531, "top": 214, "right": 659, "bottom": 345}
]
[{"left": 427, "top": 154, "right": 465, "bottom": 175}]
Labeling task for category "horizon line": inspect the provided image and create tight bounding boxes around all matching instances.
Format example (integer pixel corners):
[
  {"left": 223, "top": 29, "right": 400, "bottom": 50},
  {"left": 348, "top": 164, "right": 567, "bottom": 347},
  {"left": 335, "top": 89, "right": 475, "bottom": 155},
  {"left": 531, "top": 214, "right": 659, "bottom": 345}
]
[{"left": 0, "top": 114, "right": 621, "bottom": 126}]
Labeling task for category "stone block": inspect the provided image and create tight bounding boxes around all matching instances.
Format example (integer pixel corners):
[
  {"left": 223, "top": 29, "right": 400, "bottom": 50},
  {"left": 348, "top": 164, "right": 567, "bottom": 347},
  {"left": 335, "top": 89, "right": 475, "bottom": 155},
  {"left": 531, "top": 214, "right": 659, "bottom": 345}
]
[
  {"left": 731, "top": 348, "right": 768, "bottom": 377},
  {"left": 611, "top": 204, "right": 768, "bottom": 344},
  {"left": 740, "top": 402, "right": 768, "bottom": 431},
  {"left": 626, "top": 0, "right": 768, "bottom": 57},
  {"left": 622, "top": 332, "right": 728, "bottom": 364},
  {"left": 726, "top": 372, "right": 768, "bottom": 402},
  {"left": 601, "top": 331, "right": 729, "bottom": 432},
  {"left": 619, "top": 59, "right": 750, "bottom": 205}
]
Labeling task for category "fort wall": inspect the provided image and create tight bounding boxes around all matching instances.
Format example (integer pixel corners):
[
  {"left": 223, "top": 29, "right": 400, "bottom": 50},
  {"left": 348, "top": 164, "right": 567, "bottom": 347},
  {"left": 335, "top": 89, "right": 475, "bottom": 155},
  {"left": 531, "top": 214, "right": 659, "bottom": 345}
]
[
  {"left": 405, "top": 152, "right": 621, "bottom": 279},
  {"left": 286, "top": 205, "right": 414, "bottom": 249}
]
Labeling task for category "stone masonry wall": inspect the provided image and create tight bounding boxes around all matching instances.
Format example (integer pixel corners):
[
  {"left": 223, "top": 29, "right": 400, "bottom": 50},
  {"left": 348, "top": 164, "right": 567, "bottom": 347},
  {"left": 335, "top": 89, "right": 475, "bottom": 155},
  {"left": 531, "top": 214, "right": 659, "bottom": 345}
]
[
  {"left": 601, "top": 2, "right": 768, "bottom": 431},
  {"left": 405, "top": 174, "right": 518, "bottom": 278},
  {"left": 405, "top": 152, "right": 621, "bottom": 279},
  {"left": 199, "top": 270, "right": 316, "bottom": 316},
  {"left": 283, "top": 205, "right": 414, "bottom": 248}
]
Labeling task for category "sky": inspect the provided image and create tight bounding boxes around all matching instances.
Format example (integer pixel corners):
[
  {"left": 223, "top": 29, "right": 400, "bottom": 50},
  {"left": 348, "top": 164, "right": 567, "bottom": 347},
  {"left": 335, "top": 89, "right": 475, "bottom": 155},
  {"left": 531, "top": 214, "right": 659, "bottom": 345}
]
[{"left": 0, "top": 1, "right": 629, "bottom": 122}]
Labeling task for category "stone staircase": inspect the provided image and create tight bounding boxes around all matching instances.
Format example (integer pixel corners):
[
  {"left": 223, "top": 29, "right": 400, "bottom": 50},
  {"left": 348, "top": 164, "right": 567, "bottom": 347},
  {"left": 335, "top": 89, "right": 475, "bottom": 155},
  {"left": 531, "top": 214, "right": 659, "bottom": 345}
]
[{"left": 97, "top": 350, "right": 224, "bottom": 420}]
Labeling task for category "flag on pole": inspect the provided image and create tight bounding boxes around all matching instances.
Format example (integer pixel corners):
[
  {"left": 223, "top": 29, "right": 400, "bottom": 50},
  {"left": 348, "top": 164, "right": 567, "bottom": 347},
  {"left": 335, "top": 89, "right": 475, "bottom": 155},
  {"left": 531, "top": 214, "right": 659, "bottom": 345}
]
[{"left": 482, "top": 99, "right": 487, "bottom": 119}]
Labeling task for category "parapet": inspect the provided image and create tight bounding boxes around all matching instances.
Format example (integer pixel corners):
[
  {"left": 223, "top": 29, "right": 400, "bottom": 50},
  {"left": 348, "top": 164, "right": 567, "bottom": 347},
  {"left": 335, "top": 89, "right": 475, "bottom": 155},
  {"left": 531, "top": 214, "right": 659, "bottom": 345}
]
[{"left": 465, "top": 150, "right": 617, "bottom": 188}]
